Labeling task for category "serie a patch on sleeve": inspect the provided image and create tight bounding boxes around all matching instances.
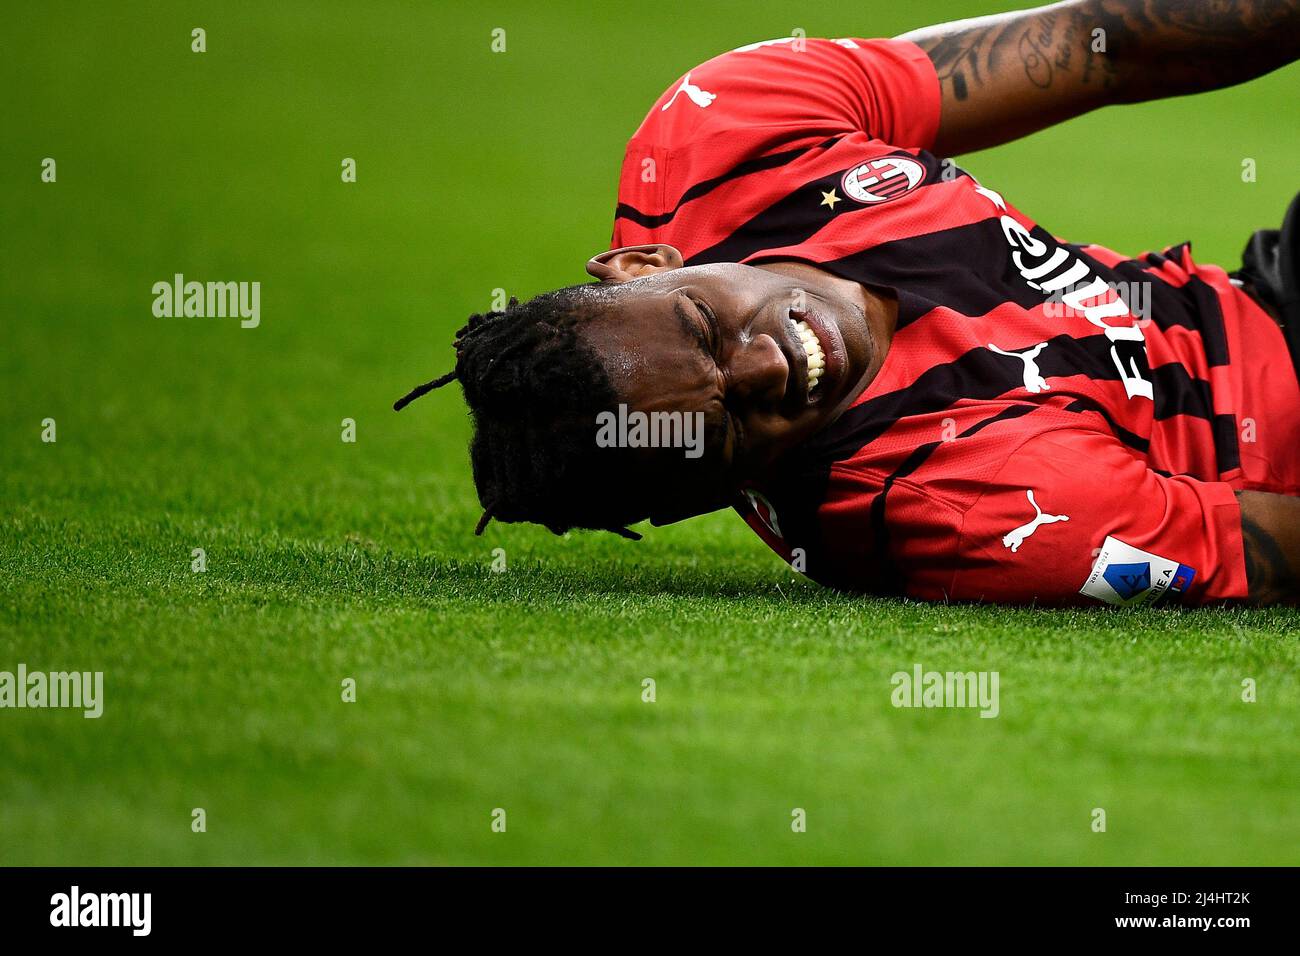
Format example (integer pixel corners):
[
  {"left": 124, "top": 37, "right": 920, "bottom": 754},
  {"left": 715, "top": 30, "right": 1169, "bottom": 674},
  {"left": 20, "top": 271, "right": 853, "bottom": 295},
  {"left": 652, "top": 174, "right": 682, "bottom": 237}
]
[{"left": 1079, "top": 535, "right": 1198, "bottom": 606}]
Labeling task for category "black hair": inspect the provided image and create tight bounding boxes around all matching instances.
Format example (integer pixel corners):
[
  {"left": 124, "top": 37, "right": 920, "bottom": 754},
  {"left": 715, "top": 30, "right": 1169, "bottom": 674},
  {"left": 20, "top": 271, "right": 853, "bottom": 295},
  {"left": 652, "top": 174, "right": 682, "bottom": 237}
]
[{"left": 394, "top": 285, "right": 649, "bottom": 539}]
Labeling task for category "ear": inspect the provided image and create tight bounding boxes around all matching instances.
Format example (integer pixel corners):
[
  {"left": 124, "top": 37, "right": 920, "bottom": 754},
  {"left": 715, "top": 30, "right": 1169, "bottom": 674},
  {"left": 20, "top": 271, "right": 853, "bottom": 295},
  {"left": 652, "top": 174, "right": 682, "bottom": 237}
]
[{"left": 586, "top": 244, "right": 684, "bottom": 282}]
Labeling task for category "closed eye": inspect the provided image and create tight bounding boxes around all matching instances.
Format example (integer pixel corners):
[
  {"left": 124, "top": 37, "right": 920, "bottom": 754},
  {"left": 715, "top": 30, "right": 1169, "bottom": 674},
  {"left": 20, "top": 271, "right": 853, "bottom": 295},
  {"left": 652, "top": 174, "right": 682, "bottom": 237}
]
[
  {"left": 674, "top": 294, "right": 742, "bottom": 460},
  {"left": 689, "top": 299, "right": 747, "bottom": 458},
  {"left": 689, "top": 296, "right": 722, "bottom": 356},
  {"left": 672, "top": 294, "right": 715, "bottom": 361}
]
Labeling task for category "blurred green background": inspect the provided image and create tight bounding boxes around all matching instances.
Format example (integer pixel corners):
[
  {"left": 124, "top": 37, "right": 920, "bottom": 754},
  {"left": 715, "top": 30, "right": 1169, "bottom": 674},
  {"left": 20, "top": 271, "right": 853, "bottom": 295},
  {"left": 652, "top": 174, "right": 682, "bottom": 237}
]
[{"left": 1, "top": 1, "right": 1297, "bottom": 865}]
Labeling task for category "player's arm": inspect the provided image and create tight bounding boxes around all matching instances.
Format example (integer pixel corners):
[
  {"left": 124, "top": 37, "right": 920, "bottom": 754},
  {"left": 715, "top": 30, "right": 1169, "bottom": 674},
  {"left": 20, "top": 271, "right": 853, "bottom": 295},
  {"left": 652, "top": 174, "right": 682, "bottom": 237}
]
[
  {"left": 1237, "top": 491, "right": 1300, "bottom": 605},
  {"left": 898, "top": 0, "right": 1300, "bottom": 155}
]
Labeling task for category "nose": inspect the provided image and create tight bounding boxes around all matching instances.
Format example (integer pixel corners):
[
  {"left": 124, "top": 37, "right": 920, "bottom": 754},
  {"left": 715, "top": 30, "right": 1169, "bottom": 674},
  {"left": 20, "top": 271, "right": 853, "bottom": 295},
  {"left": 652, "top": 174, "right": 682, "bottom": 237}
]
[{"left": 726, "top": 332, "right": 788, "bottom": 405}]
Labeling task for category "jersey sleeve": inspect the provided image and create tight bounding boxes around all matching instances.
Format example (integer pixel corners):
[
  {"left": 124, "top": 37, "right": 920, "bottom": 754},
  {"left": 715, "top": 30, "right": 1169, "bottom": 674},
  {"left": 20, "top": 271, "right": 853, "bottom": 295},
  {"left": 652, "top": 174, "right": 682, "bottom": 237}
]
[
  {"left": 900, "top": 430, "right": 1249, "bottom": 607},
  {"left": 632, "top": 37, "right": 941, "bottom": 151}
]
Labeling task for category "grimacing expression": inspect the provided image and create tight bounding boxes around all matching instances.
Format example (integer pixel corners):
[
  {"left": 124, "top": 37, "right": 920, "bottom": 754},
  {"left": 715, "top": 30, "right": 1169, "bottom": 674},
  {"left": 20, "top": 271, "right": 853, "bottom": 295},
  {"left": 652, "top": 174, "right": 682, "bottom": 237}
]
[{"left": 578, "top": 254, "right": 883, "bottom": 522}]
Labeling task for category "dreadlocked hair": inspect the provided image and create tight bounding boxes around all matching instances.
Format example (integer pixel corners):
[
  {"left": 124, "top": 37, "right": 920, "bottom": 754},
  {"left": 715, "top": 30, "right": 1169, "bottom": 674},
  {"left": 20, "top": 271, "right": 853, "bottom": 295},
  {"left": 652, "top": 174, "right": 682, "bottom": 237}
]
[{"left": 394, "top": 284, "right": 648, "bottom": 540}]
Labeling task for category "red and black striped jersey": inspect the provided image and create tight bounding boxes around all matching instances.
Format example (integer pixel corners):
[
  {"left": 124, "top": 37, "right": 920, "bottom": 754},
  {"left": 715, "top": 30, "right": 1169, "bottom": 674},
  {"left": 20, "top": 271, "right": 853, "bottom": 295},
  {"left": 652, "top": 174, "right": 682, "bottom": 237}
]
[{"left": 610, "top": 37, "right": 1300, "bottom": 606}]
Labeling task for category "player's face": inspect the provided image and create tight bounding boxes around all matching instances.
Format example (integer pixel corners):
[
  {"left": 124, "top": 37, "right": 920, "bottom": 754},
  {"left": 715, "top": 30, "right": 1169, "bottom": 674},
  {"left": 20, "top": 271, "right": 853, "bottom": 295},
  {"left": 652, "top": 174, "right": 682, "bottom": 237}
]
[{"left": 579, "top": 252, "right": 884, "bottom": 521}]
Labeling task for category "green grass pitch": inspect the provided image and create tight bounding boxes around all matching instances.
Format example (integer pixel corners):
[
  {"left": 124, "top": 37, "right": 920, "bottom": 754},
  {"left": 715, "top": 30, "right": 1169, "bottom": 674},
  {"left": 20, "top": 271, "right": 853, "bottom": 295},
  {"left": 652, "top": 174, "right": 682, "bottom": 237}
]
[{"left": 1, "top": 1, "right": 1297, "bottom": 865}]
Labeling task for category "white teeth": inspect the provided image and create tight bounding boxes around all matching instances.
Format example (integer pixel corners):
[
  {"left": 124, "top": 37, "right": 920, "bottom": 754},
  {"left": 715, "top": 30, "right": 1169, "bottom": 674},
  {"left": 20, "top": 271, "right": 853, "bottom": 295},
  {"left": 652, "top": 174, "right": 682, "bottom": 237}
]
[{"left": 793, "top": 319, "right": 826, "bottom": 395}]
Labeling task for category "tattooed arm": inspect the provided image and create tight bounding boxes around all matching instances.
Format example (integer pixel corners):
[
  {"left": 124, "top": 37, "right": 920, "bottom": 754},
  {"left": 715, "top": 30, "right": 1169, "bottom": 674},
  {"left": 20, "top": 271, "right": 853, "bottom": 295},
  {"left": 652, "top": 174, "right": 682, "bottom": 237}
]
[
  {"left": 898, "top": 0, "right": 1300, "bottom": 154},
  {"left": 1236, "top": 491, "right": 1300, "bottom": 605}
]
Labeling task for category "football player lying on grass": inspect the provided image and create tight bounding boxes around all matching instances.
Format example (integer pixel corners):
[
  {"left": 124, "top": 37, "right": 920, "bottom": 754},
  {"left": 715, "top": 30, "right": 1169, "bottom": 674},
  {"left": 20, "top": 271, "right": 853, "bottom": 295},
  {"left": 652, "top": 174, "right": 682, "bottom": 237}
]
[{"left": 397, "top": 0, "right": 1300, "bottom": 607}]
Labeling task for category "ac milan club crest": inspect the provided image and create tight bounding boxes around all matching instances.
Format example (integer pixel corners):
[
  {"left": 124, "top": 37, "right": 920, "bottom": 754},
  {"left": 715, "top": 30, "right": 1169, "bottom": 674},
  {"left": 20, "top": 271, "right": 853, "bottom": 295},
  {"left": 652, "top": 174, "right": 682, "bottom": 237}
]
[{"left": 841, "top": 157, "right": 926, "bottom": 204}]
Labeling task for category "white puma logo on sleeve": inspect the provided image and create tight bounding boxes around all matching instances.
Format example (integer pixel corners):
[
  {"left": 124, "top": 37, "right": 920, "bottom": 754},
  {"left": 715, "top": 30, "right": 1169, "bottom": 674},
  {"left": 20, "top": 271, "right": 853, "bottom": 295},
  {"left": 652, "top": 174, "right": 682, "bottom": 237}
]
[
  {"left": 661, "top": 71, "right": 716, "bottom": 111},
  {"left": 1001, "top": 490, "right": 1070, "bottom": 552}
]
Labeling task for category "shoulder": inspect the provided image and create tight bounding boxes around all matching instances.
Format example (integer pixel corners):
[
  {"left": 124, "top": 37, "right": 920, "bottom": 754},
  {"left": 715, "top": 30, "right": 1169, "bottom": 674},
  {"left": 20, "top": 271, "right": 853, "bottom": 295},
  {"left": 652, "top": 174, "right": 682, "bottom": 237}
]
[{"left": 626, "top": 37, "right": 940, "bottom": 150}]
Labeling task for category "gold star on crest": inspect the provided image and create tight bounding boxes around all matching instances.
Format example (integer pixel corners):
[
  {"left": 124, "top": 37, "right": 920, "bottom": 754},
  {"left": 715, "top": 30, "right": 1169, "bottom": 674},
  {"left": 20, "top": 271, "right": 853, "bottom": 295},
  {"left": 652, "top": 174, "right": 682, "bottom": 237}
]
[{"left": 820, "top": 189, "right": 841, "bottom": 209}]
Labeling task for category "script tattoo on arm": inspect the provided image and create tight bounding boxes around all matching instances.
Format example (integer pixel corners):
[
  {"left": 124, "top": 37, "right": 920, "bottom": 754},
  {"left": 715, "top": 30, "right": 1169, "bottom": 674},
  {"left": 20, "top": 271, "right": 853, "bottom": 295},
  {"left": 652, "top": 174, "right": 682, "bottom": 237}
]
[{"left": 898, "top": 0, "right": 1300, "bottom": 154}]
